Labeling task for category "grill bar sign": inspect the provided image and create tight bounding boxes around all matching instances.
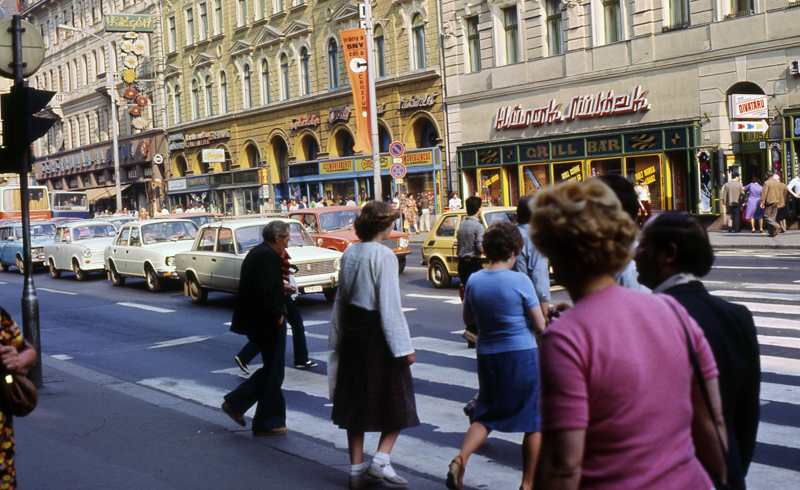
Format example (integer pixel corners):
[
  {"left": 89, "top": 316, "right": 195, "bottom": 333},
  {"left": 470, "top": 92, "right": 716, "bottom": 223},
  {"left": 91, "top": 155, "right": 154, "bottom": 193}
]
[
  {"left": 202, "top": 149, "right": 225, "bottom": 163},
  {"left": 729, "top": 94, "right": 768, "bottom": 119}
]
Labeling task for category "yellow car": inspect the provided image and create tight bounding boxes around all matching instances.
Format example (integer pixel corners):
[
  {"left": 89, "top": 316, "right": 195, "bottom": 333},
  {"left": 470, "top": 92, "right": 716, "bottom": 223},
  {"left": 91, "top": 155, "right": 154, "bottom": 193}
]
[{"left": 421, "top": 206, "right": 518, "bottom": 288}]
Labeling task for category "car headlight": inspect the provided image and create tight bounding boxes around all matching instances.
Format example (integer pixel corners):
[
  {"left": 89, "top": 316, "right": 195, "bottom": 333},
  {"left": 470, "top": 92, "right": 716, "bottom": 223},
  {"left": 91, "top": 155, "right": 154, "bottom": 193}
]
[
  {"left": 399, "top": 237, "right": 409, "bottom": 249},
  {"left": 346, "top": 241, "right": 355, "bottom": 248},
  {"left": 334, "top": 258, "right": 341, "bottom": 271},
  {"left": 33, "top": 247, "right": 43, "bottom": 254},
  {"left": 82, "top": 248, "right": 92, "bottom": 258},
  {"left": 166, "top": 257, "right": 175, "bottom": 267}
]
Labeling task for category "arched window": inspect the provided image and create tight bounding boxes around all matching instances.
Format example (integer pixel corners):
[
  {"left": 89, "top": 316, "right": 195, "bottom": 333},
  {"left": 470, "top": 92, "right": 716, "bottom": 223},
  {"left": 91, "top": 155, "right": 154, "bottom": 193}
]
[
  {"left": 327, "top": 39, "right": 339, "bottom": 88},
  {"left": 65, "top": 63, "right": 72, "bottom": 91},
  {"left": 374, "top": 25, "right": 386, "bottom": 77},
  {"left": 243, "top": 64, "right": 252, "bottom": 109},
  {"left": 205, "top": 76, "right": 214, "bottom": 116},
  {"left": 173, "top": 85, "right": 183, "bottom": 124},
  {"left": 280, "top": 54, "right": 290, "bottom": 100},
  {"left": 90, "top": 51, "right": 98, "bottom": 81},
  {"left": 192, "top": 79, "right": 200, "bottom": 119},
  {"left": 300, "top": 48, "right": 310, "bottom": 96},
  {"left": 412, "top": 14, "right": 425, "bottom": 70},
  {"left": 220, "top": 72, "right": 228, "bottom": 113},
  {"left": 261, "top": 59, "right": 271, "bottom": 104}
]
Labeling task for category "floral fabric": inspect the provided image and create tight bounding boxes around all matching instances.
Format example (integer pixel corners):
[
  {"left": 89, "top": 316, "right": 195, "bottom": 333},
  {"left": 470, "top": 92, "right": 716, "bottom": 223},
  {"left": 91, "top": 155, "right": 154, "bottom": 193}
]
[{"left": 0, "top": 307, "right": 27, "bottom": 490}]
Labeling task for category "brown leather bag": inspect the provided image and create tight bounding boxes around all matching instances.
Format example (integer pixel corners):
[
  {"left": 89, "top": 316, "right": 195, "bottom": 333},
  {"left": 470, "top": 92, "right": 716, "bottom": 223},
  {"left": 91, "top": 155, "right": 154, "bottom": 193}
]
[{"left": 0, "top": 371, "right": 38, "bottom": 417}]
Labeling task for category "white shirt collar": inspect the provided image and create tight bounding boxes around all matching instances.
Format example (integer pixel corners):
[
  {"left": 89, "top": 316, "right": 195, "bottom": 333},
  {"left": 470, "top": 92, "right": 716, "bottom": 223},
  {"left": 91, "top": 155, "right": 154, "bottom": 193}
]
[{"left": 652, "top": 272, "right": 701, "bottom": 294}]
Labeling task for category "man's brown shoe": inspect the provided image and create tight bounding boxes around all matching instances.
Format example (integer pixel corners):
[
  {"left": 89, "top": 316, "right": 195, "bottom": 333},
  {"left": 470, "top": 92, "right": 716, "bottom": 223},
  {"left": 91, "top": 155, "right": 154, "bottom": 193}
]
[
  {"left": 253, "top": 427, "right": 288, "bottom": 436},
  {"left": 222, "top": 402, "right": 246, "bottom": 427}
]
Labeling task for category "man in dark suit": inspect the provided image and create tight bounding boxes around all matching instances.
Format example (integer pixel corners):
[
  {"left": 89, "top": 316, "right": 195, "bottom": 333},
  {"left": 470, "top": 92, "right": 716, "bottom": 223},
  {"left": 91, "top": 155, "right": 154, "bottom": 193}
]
[
  {"left": 635, "top": 211, "right": 761, "bottom": 490},
  {"left": 222, "top": 220, "right": 292, "bottom": 436}
]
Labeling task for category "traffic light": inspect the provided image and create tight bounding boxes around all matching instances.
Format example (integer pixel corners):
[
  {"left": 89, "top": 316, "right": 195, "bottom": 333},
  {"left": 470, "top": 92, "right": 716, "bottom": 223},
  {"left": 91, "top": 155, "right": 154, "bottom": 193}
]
[{"left": 0, "top": 85, "right": 56, "bottom": 173}]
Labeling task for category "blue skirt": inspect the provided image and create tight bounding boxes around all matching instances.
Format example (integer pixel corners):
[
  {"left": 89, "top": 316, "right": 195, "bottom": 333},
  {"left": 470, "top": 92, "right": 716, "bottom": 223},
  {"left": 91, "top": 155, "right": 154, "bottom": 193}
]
[{"left": 474, "top": 348, "right": 540, "bottom": 433}]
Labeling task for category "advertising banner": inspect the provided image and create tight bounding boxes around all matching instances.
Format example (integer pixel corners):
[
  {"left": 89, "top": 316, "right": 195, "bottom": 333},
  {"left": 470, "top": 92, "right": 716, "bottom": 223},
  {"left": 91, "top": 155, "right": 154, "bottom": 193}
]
[
  {"left": 104, "top": 14, "right": 155, "bottom": 32},
  {"left": 729, "top": 94, "right": 768, "bottom": 119},
  {"left": 202, "top": 149, "right": 225, "bottom": 163},
  {"left": 340, "top": 28, "right": 372, "bottom": 154},
  {"left": 697, "top": 149, "right": 713, "bottom": 215}
]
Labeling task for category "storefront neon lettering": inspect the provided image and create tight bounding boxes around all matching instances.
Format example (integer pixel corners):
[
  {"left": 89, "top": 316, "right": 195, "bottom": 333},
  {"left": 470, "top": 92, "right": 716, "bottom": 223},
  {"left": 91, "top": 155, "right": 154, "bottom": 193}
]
[{"left": 495, "top": 86, "right": 650, "bottom": 130}]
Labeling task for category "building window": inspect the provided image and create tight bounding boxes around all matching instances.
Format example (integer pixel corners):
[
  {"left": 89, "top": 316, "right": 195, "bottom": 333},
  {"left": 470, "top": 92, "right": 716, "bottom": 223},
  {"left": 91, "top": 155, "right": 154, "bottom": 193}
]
[
  {"left": 258, "top": 0, "right": 266, "bottom": 20},
  {"left": 261, "top": 59, "right": 271, "bottom": 104},
  {"left": 192, "top": 79, "right": 200, "bottom": 119},
  {"left": 466, "top": 17, "right": 481, "bottom": 72},
  {"left": 281, "top": 54, "right": 290, "bottom": 100},
  {"left": 199, "top": 2, "right": 208, "bottom": 40},
  {"left": 300, "top": 48, "right": 311, "bottom": 96},
  {"left": 174, "top": 85, "right": 182, "bottom": 124},
  {"left": 168, "top": 17, "right": 176, "bottom": 52},
  {"left": 238, "top": 0, "right": 247, "bottom": 26},
  {"left": 546, "top": 0, "right": 563, "bottom": 55},
  {"left": 214, "top": 0, "right": 223, "bottom": 34},
  {"left": 603, "top": 0, "right": 622, "bottom": 44},
  {"left": 503, "top": 7, "right": 519, "bottom": 64},
  {"left": 205, "top": 76, "right": 214, "bottom": 116},
  {"left": 275, "top": 0, "right": 284, "bottom": 12},
  {"left": 220, "top": 72, "right": 228, "bottom": 113},
  {"left": 412, "top": 14, "right": 426, "bottom": 70},
  {"left": 374, "top": 25, "right": 386, "bottom": 77},
  {"left": 730, "top": 0, "right": 753, "bottom": 16},
  {"left": 243, "top": 64, "right": 252, "bottom": 109},
  {"left": 667, "top": 0, "right": 689, "bottom": 26},
  {"left": 327, "top": 39, "right": 339, "bottom": 89},
  {"left": 186, "top": 8, "right": 195, "bottom": 44}
]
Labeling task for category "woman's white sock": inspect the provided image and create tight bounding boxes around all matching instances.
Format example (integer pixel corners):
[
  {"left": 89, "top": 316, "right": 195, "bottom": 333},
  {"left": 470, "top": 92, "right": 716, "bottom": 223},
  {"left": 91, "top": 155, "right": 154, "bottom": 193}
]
[{"left": 350, "top": 461, "right": 368, "bottom": 476}]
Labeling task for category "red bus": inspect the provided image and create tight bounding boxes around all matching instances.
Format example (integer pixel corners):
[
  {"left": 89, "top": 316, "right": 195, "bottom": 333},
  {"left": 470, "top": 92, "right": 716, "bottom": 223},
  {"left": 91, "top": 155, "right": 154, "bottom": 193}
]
[{"left": 0, "top": 186, "right": 52, "bottom": 220}]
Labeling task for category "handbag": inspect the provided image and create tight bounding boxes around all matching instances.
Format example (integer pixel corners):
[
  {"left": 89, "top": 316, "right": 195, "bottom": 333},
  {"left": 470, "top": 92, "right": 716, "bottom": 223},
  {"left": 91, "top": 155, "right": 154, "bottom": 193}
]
[
  {"left": 0, "top": 371, "right": 38, "bottom": 417},
  {"left": 738, "top": 191, "right": 747, "bottom": 206}
]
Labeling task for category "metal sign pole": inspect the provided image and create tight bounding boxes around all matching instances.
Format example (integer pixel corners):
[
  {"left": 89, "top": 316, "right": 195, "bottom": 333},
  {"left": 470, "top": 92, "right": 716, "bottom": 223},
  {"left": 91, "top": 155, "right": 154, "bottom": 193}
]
[{"left": 363, "top": 1, "right": 381, "bottom": 201}]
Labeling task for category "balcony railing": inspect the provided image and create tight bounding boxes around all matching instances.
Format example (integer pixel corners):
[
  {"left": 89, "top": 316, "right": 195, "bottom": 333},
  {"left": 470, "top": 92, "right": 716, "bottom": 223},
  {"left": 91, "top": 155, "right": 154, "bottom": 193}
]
[{"left": 724, "top": 9, "right": 754, "bottom": 19}]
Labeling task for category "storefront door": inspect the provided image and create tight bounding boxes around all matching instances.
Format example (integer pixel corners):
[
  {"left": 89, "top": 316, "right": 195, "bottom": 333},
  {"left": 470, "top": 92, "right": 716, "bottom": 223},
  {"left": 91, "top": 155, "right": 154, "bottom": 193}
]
[{"left": 743, "top": 153, "right": 763, "bottom": 184}]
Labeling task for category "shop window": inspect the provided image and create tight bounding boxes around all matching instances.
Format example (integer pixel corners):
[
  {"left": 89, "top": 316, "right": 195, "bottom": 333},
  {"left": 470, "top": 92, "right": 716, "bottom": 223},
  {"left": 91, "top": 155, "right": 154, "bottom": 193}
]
[
  {"left": 479, "top": 168, "right": 504, "bottom": 207},
  {"left": 205, "top": 76, "right": 214, "bottom": 116},
  {"left": 220, "top": 71, "right": 229, "bottom": 113},
  {"left": 243, "top": 64, "right": 253, "bottom": 109},
  {"left": 589, "top": 158, "right": 622, "bottom": 178},
  {"left": 553, "top": 161, "right": 584, "bottom": 183},
  {"left": 521, "top": 164, "right": 549, "bottom": 196},
  {"left": 462, "top": 169, "right": 478, "bottom": 197},
  {"left": 223, "top": 147, "right": 233, "bottom": 171},
  {"left": 627, "top": 155, "right": 662, "bottom": 211},
  {"left": 374, "top": 25, "right": 386, "bottom": 77},
  {"left": 412, "top": 14, "right": 426, "bottom": 70},
  {"left": 327, "top": 40, "right": 339, "bottom": 89}
]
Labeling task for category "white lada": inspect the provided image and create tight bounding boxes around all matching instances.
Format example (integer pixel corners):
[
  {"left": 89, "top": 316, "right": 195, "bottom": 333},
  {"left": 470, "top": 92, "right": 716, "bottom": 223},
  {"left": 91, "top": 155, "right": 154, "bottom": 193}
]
[{"left": 44, "top": 221, "right": 118, "bottom": 280}]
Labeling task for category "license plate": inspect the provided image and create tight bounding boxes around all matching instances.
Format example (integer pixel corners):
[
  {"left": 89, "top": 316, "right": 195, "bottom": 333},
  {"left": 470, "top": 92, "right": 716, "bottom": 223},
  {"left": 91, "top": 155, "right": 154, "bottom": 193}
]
[{"left": 304, "top": 285, "right": 323, "bottom": 293}]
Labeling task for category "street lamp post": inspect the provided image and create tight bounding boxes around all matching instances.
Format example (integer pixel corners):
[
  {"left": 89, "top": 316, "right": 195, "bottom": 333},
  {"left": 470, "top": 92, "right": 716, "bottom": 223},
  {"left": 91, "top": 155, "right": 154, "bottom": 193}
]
[{"left": 58, "top": 25, "right": 122, "bottom": 212}]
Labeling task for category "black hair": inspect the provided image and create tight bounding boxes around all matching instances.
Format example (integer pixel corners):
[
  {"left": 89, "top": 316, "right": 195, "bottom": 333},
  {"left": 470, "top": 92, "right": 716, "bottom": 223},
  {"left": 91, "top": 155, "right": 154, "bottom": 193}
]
[
  {"left": 516, "top": 195, "right": 534, "bottom": 225},
  {"left": 465, "top": 196, "right": 482, "bottom": 216},
  {"left": 483, "top": 221, "right": 523, "bottom": 261},
  {"left": 596, "top": 175, "right": 639, "bottom": 222},
  {"left": 642, "top": 211, "right": 714, "bottom": 277}
]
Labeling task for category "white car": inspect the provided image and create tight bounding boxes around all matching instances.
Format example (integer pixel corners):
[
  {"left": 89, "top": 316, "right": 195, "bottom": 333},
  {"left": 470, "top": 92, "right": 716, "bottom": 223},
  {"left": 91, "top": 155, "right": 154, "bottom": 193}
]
[
  {"left": 175, "top": 218, "right": 343, "bottom": 304},
  {"left": 104, "top": 219, "right": 198, "bottom": 292},
  {"left": 44, "top": 221, "right": 118, "bottom": 280}
]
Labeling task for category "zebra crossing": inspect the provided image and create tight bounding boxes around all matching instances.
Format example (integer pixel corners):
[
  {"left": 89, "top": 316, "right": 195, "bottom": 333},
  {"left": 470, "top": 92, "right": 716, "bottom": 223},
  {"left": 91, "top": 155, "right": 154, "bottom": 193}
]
[{"left": 131, "top": 285, "right": 800, "bottom": 489}]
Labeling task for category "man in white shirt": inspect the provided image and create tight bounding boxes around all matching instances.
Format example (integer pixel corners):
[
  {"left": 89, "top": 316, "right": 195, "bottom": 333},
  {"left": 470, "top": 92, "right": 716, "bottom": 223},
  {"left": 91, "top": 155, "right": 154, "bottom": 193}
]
[
  {"left": 787, "top": 175, "right": 800, "bottom": 218},
  {"left": 346, "top": 197, "right": 356, "bottom": 206}
]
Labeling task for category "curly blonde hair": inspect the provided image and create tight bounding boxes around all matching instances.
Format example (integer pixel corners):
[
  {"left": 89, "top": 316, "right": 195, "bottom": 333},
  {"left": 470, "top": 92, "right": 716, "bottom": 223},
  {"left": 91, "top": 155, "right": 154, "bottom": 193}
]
[{"left": 529, "top": 179, "right": 637, "bottom": 281}]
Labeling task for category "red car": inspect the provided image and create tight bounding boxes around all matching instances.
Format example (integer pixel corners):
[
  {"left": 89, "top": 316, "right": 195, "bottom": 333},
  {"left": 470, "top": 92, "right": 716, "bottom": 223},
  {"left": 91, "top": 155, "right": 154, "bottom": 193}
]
[{"left": 289, "top": 206, "right": 410, "bottom": 272}]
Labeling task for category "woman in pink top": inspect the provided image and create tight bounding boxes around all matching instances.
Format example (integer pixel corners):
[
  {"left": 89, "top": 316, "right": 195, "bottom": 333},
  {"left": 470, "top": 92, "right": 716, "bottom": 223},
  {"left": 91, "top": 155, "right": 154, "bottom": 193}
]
[{"left": 528, "top": 180, "right": 728, "bottom": 490}]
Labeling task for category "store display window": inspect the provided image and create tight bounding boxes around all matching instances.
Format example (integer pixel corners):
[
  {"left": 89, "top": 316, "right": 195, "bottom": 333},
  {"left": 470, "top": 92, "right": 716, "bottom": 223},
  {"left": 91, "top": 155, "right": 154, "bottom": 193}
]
[
  {"left": 520, "top": 163, "right": 549, "bottom": 196},
  {"left": 553, "top": 161, "right": 584, "bottom": 183}
]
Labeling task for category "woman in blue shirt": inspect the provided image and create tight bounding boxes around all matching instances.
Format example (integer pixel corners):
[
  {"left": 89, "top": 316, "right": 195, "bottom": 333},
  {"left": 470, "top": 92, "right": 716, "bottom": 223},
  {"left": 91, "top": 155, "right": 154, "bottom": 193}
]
[{"left": 447, "top": 221, "right": 547, "bottom": 490}]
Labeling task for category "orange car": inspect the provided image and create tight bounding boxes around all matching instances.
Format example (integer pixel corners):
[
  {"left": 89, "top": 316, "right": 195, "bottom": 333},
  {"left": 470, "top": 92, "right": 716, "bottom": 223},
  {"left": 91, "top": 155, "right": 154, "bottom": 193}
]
[{"left": 289, "top": 206, "right": 410, "bottom": 272}]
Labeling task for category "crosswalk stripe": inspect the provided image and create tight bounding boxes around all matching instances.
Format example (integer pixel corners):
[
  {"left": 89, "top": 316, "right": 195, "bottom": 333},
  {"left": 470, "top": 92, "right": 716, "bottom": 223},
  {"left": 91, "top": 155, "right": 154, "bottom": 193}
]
[
  {"left": 148, "top": 336, "right": 211, "bottom": 349},
  {"left": 406, "top": 293, "right": 460, "bottom": 300},
  {"left": 753, "top": 316, "right": 800, "bottom": 332},
  {"left": 731, "top": 301, "right": 800, "bottom": 316},
  {"left": 37, "top": 287, "right": 79, "bottom": 295},
  {"left": 712, "top": 290, "right": 800, "bottom": 302},
  {"left": 411, "top": 337, "right": 477, "bottom": 359},
  {"left": 760, "top": 382, "right": 800, "bottom": 406},
  {"left": 712, "top": 266, "right": 788, "bottom": 270},
  {"left": 138, "top": 376, "right": 523, "bottom": 489},
  {"left": 742, "top": 283, "right": 800, "bottom": 292},
  {"left": 117, "top": 302, "right": 175, "bottom": 313},
  {"left": 746, "top": 463, "right": 800, "bottom": 490},
  {"left": 758, "top": 335, "right": 800, "bottom": 350},
  {"left": 757, "top": 422, "right": 800, "bottom": 451},
  {"left": 761, "top": 356, "right": 800, "bottom": 377}
]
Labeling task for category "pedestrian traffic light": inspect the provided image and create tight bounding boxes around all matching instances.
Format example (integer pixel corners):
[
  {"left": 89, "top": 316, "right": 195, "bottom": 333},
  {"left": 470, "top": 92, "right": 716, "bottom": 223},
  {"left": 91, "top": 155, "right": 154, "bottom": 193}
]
[{"left": 1, "top": 85, "right": 56, "bottom": 148}]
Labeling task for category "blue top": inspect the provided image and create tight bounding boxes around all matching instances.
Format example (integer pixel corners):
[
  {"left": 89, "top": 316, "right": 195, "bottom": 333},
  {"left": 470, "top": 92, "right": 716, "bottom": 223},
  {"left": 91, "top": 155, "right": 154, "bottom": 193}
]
[
  {"left": 464, "top": 269, "right": 539, "bottom": 355},
  {"left": 513, "top": 223, "right": 552, "bottom": 303}
]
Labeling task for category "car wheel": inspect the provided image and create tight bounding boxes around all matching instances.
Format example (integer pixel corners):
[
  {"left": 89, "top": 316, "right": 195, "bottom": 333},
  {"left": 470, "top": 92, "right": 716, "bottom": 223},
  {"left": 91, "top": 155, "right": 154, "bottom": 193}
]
[
  {"left": 109, "top": 262, "right": 124, "bottom": 286},
  {"left": 73, "top": 260, "right": 85, "bottom": 281},
  {"left": 323, "top": 287, "right": 337, "bottom": 302},
  {"left": 0, "top": 263, "right": 8, "bottom": 272},
  {"left": 49, "top": 259, "right": 61, "bottom": 279},
  {"left": 145, "top": 266, "right": 161, "bottom": 292},
  {"left": 16, "top": 257, "right": 24, "bottom": 275},
  {"left": 397, "top": 257, "right": 406, "bottom": 274},
  {"left": 188, "top": 275, "right": 207, "bottom": 304},
  {"left": 429, "top": 259, "right": 451, "bottom": 289}
]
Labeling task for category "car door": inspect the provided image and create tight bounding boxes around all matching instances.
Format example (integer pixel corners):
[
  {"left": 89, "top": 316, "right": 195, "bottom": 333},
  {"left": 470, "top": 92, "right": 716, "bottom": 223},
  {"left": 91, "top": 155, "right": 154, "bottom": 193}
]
[
  {"left": 126, "top": 226, "right": 144, "bottom": 276},
  {"left": 0, "top": 227, "right": 9, "bottom": 266},
  {"left": 52, "top": 227, "right": 72, "bottom": 270},
  {"left": 190, "top": 228, "right": 217, "bottom": 288},
  {"left": 110, "top": 226, "right": 131, "bottom": 273},
  {"left": 213, "top": 228, "right": 237, "bottom": 291}
]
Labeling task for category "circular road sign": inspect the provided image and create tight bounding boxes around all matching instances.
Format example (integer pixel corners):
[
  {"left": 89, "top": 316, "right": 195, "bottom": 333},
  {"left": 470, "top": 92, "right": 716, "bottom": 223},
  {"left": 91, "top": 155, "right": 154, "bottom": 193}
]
[
  {"left": 389, "top": 141, "right": 405, "bottom": 158},
  {"left": 390, "top": 162, "right": 407, "bottom": 179},
  {"left": 153, "top": 154, "right": 164, "bottom": 164},
  {"left": 0, "top": 19, "right": 46, "bottom": 79}
]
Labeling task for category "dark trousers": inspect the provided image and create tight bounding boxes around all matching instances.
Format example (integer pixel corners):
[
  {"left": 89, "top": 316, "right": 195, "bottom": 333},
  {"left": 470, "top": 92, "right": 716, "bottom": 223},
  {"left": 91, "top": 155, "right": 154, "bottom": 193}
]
[
  {"left": 237, "top": 296, "right": 309, "bottom": 366},
  {"left": 225, "top": 321, "right": 287, "bottom": 432},
  {"left": 763, "top": 203, "right": 780, "bottom": 234},
  {"left": 727, "top": 203, "right": 742, "bottom": 232},
  {"left": 457, "top": 257, "right": 483, "bottom": 286}
]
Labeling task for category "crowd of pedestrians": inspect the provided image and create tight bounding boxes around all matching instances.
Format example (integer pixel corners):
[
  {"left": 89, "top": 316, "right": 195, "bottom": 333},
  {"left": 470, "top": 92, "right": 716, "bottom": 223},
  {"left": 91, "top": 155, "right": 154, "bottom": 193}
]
[{"left": 217, "top": 176, "right": 762, "bottom": 490}]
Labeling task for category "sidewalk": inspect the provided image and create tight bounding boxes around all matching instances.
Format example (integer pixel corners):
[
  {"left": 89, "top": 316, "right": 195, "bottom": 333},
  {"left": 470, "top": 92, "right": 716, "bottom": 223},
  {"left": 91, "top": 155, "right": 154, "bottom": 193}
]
[{"left": 14, "top": 357, "right": 445, "bottom": 490}]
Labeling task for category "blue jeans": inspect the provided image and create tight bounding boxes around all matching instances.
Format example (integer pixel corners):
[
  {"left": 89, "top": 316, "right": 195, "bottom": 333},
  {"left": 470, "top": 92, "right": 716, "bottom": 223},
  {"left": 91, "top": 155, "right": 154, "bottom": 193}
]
[{"left": 237, "top": 296, "right": 309, "bottom": 366}]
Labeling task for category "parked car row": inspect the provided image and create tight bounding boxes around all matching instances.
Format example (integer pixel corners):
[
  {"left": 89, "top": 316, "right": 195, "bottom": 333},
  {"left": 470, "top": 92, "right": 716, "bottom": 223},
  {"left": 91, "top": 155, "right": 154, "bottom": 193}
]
[{"left": 0, "top": 221, "right": 57, "bottom": 273}]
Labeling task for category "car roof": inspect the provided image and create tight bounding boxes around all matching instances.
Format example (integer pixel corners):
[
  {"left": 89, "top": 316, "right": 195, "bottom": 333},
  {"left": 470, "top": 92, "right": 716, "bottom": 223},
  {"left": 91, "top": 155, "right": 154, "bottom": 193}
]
[
  {"left": 288, "top": 206, "right": 362, "bottom": 215},
  {"left": 196, "top": 216, "right": 303, "bottom": 231}
]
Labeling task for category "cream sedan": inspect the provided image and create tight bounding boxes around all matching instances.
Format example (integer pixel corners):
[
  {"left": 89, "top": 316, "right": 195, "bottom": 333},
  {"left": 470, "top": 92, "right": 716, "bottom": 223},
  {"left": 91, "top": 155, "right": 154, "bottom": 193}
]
[
  {"left": 104, "top": 219, "right": 198, "bottom": 292},
  {"left": 175, "top": 218, "right": 342, "bottom": 304},
  {"left": 44, "top": 221, "right": 117, "bottom": 280}
]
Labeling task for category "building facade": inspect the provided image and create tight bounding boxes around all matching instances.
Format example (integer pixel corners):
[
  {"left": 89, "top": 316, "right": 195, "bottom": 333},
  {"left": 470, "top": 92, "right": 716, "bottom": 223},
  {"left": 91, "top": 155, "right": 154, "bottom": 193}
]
[
  {"left": 440, "top": 0, "right": 800, "bottom": 217},
  {"left": 162, "top": 0, "right": 446, "bottom": 214},
  {"left": 22, "top": 0, "right": 168, "bottom": 213}
]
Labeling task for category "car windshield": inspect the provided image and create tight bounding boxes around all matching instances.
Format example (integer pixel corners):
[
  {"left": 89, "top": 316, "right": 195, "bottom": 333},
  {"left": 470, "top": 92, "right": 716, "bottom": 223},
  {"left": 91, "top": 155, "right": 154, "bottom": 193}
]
[
  {"left": 14, "top": 223, "right": 55, "bottom": 238},
  {"left": 318, "top": 210, "right": 359, "bottom": 232},
  {"left": 234, "top": 222, "right": 315, "bottom": 253},
  {"left": 141, "top": 222, "right": 198, "bottom": 244},
  {"left": 72, "top": 225, "right": 117, "bottom": 240},
  {"left": 484, "top": 211, "right": 517, "bottom": 227}
]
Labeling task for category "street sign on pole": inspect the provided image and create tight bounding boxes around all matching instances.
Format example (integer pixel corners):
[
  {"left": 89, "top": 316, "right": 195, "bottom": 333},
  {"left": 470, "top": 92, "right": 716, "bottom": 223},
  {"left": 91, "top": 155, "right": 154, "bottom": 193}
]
[
  {"left": 389, "top": 141, "right": 405, "bottom": 158},
  {"left": 390, "top": 162, "right": 407, "bottom": 179},
  {"left": 0, "top": 18, "right": 45, "bottom": 78}
]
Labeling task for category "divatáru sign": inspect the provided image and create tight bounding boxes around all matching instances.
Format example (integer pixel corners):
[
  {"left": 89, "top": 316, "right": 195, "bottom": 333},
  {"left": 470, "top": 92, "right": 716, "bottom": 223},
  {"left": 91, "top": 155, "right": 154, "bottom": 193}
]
[{"left": 494, "top": 86, "right": 651, "bottom": 130}]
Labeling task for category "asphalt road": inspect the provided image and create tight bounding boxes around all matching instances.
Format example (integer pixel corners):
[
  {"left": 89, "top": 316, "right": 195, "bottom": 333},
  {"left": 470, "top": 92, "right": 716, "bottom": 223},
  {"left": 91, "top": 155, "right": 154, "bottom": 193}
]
[{"left": 0, "top": 244, "right": 798, "bottom": 488}]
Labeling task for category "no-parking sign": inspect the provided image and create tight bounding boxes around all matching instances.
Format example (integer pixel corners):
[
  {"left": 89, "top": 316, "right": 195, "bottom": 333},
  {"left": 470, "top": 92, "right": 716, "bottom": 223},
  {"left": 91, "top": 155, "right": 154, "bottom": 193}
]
[
  {"left": 390, "top": 162, "right": 407, "bottom": 179},
  {"left": 389, "top": 141, "right": 405, "bottom": 158}
]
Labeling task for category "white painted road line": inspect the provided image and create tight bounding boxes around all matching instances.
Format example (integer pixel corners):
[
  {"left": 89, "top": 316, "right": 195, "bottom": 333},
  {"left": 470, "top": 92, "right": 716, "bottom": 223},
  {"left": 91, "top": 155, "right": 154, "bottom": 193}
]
[
  {"left": 756, "top": 422, "right": 800, "bottom": 451},
  {"left": 50, "top": 354, "right": 73, "bottom": 360},
  {"left": 746, "top": 463, "right": 800, "bottom": 490},
  {"left": 412, "top": 336, "right": 477, "bottom": 359},
  {"left": 712, "top": 290, "right": 800, "bottom": 302},
  {"left": 743, "top": 283, "right": 800, "bottom": 292},
  {"left": 148, "top": 336, "right": 211, "bottom": 349},
  {"left": 0, "top": 281, "right": 7, "bottom": 285},
  {"left": 731, "top": 301, "right": 800, "bottom": 316},
  {"left": 712, "top": 266, "right": 788, "bottom": 270},
  {"left": 761, "top": 382, "right": 800, "bottom": 406},
  {"left": 117, "top": 302, "right": 175, "bottom": 313},
  {"left": 37, "top": 287, "right": 78, "bottom": 295},
  {"left": 761, "top": 356, "right": 800, "bottom": 377},
  {"left": 402, "top": 307, "right": 417, "bottom": 312},
  {"left": 406, "top": 293, "right": 460, "bottom": 300},
  {"left": 304, "top": 320, "right": 328, "bottom": 326},
  {"left": 410, "top": 362, "right": 479, "bottom": 390},
  {"left": 758, "top": 335, "right": 800, "bottom": 350},
  {"left": 754, "top": 316, "right": 800, "bottom": 332}
]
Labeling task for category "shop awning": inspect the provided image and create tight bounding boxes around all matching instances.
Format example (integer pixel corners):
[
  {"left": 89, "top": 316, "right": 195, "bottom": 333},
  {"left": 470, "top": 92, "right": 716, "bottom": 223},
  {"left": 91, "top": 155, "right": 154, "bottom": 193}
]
[{"left": 84, "top": 184, "right": 131, "bottom": 203}]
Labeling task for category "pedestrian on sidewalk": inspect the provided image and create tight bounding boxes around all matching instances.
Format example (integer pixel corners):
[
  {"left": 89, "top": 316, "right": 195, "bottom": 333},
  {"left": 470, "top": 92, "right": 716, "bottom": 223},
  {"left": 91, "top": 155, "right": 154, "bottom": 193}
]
[
  {"left": 457, "top": 196, "right": 485, "bottom": 346},
  {"left": 328, "top": 201, "right": 419, "bottom": 489},
  {"left": 403, "top": 195, "right": 419, "bottom": 234},
  {"left": 635, "top": 211, "right": 761, "bottom": 490},
  {"left": 635, "top": 178, "right": 652, "bottom": 226},
  {"left": 0, "top": 307, "right": 38, "bottom": 490},
  {"left": 743, "top": 176, "right": 764, "bottom": 233},
  {"left": 721, "top": 172, "right": 744, "bottom": 232},
  {"left": 529, "top": 180, "right": 727, "bottom": 490},
  {"left": 222, "top": 221, "right": 292, "bottom": 437},
  {"left": 760, "top": 171, "right": 784, "bottom": 237},
  {"left": 776, "top": 178, "right": 791, "bottom": 233},
  {"left": 418, "top": 193, "right": 431, "bottom": 232},
  {"left": 446, "top": 221, "right": 546, "bottom": 490}
]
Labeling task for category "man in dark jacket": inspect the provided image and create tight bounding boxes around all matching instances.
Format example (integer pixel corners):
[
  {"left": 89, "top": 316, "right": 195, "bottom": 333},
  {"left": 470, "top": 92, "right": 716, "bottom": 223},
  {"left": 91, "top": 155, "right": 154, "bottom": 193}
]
[
  {"left": 635, "top": 211, "right": 761, "bottom": 490},
  {"left": 222, "top": 220, "right": 292, "bottom": 436}
]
